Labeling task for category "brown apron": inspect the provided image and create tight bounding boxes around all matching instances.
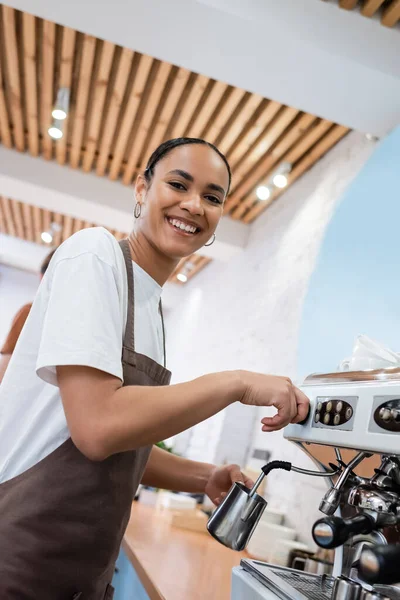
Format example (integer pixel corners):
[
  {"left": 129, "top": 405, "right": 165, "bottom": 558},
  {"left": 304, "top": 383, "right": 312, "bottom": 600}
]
[{"left": 0, "top": 239, "right": 171, "bottom": 599}]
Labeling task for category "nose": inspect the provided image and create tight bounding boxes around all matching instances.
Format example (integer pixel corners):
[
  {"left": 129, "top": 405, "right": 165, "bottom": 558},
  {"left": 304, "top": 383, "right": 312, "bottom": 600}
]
[{"left": 179, "top": 192, "right": 205, "bottom": 216}]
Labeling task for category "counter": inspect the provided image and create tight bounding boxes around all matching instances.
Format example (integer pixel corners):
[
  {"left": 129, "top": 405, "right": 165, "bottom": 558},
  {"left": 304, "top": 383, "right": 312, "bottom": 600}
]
[{"left": 120, "top": 502, "right": 247, "bottom": 600}]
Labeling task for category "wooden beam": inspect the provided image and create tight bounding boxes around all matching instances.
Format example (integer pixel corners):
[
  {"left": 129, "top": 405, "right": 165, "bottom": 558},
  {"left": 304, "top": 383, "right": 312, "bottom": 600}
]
[
  {"left": 56, "top": 27, "right": 76, "bottom": 165},
  {"left": 243, "top": 125, "right": 349, "bottom": 223},
  {"left": 22, "top": 12, "right": 39, "bottom": 156},
  {"left": 32, "top": 205, "right": 42, "bottom": 244},
  {"left": 0, "top": 49, "right": 12, "bottom": 148},
  {"left": 2, "top": 6, "right": 25, "bottom": 151},
  {"left": 1, "top": 196, "right": 16, "bottom": 236},
  {"left": 139, "top": 67, "right": 192, "bottom": 171},
  {"left": 228, "top": 101, "right": 282, "bottom": 167},
  {"left": 361, "top": 0, "right": 385, "bottom": 17},
  {"left": 69, "top": 34, "right": 96, "bottom": 169},
  {"left": 62, "top": 214, "right": 73, "bottom": 242},
  {"left": 108, "top": 54, "right": 154, "bottom": 180},
  {"left": 122, "top": 61, "right": 173, "bottom": 185},
  {"left": 202, "top": 87, "right": 247, "bottom": 144},
  {"left": 339, "top": 0, "right": 359, "bottom": 9},
  {"left": 228, "top": 106, "right": 299, "bottom": 198},
  {"left": 0, "top": 197, "right": 6, "bottom": 233},
  {"left": 227, "top": 113, "right": 317, "bottom": 218},
  {"left": 73, "top": 218, "right": 83, "bottom": 234},
  {"left": 185, "top": 81, "right": 228, "bottom": 139},
  {"left": 231, "top": 119, "right": 333, "bottom": 219},
  {"left": 169, "top": 74, "right": 209, "bottom": 140},
  {"left": 53, "top": 211, "right": 63, "bottom": 247},
  {"left": 187, "top": 256, "right": 211, "bottom": 282},
  {"left": 215, "top": 93, "right": 263, "bottom": 154},
  {"left": 96, "top": 48, "right": 134, "bottom": 177},
  {"left": 10, "top": 199, "right": 25, "bottom": 239},
  {"left": 22, "top": 202, "right": 34, "bottom": 242},
  {"left": 82, "top": 40, "right": 115, "bottom": 173},
  {"left": 381, "top": 0, "right": 400, "bottom": 26},
  {"left": 41, "top": 19, "right": 56, "bottom": 160}
]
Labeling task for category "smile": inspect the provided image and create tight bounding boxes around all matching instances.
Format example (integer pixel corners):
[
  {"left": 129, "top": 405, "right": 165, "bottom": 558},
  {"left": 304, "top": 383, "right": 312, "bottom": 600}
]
[{"left": 166, "top": 217, "right": 200, "bottom": 235}]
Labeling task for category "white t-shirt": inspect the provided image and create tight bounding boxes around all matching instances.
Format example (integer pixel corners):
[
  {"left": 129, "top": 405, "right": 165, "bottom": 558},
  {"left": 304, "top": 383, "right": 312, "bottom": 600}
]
[{"left": 0, "top": 227, "right": 164, "bottom": 484}]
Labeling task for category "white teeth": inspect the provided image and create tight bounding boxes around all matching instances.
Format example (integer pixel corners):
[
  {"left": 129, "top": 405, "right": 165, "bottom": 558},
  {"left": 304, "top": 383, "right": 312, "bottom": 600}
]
[{"left": 168, "top": 218, "right": 197, "bottom": 234}]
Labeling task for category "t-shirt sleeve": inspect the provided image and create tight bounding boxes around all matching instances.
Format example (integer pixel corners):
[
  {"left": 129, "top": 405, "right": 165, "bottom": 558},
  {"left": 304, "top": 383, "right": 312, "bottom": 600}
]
[
  {"left": 36, "top": 252, "right": 124, "bottom": 386},
  {"left": 0, "top": 303, "right": 32, "bottom": 354}
]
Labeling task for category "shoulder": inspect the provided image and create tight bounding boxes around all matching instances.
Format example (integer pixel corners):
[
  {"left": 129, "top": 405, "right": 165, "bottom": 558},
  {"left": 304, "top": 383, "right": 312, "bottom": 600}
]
[
  {"left": 51, "top": 227, "right": 123, "bottom": 271},
  {"left": 0, "top": 303, "right": 32, "bottom": 354}
]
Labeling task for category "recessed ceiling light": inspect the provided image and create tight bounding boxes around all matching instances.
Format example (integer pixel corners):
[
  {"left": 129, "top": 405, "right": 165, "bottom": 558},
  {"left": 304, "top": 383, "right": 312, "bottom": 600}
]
[
  {"left": 256, "top": 186, "right": 271, "bottom": 201},
  {"left": 272, "top": 173, "right": 288, "bottom": 189},
  {"left": 177, "top": 273, "right": 188, "bottom": 283},
  {"left": 48, "top": 126, "right": 63, "bottom": 140},
  {"left": 52, "top": 108, "right": 67, "bottom": 120},
  {"left": 41, "top": 231, "right": 53, "bottom": 244}
]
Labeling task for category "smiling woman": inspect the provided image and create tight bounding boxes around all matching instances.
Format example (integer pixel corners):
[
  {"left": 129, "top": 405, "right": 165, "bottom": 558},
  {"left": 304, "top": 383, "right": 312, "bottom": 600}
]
[{"left": 0, "top": 137, "right": 308, "bottom": 599}]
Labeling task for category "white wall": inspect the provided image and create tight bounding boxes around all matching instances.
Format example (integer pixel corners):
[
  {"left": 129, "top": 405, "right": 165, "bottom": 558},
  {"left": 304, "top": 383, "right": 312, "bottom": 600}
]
[
  {"left": 163, "top": 130, "right": 375, "bottom": 543},
  {"left": 0, "top": 264, "right": 39, "bottom": 347}
]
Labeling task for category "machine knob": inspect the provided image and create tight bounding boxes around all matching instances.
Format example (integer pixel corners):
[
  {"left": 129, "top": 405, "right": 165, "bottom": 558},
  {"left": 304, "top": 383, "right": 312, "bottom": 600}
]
[
  {"left": 359, "top": 544, "right": 400, "bottom": 585},
  {"left": 312, "top": 515, "right": 375, "bottom": 550},
  {"left": 378, "top": 407, "right": 392, "bottom": 422},
  {"left": 390, "top": 408, "right": 400, "bottom": 423}
]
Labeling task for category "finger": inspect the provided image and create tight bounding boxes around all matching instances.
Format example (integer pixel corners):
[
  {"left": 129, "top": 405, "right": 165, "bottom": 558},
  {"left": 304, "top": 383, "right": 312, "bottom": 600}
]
[
  {"left": 243, "top": 476, "right": 254, "bottom": 489},
  {"left": 291, "top": 387, "right": 310, "bottom": 423},
  {"left": 261, "top": 411, "right": 289, "bottom": 429},
  {"left": 228, "top": 464, "right": 245, "bottom": 484},
  {"left": 290, "top": 384, "right": 297, "bottom": 421}
]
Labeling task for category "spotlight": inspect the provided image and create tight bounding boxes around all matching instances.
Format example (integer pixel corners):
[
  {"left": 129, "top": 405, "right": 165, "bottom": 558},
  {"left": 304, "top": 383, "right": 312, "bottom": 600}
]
[
  {"left": 52, "top": 88, "right": 70, "bottom": 120},
  {"left": 48, "top": 120, "right": 63, "bottom": 139},
  {"left": 256, "top": 186, "right": 271, "bottom": 201},
  {"left": 41, "top": 231, "right": 53, "bottom": 244},
  {"left": 177, "top": 273, "right": 188, "bottom": 283},
  {"left": 272, "top": 174, "right": 288, "bottom": 188}
]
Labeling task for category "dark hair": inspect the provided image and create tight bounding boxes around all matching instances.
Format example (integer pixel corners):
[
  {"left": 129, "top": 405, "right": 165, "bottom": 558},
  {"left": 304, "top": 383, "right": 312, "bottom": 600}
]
[
  {"left": 144, "top": 137, "right": 232, "bottom": 194},
  {"left": 40, "top": 248, "right": 57, "bottom": 275}
]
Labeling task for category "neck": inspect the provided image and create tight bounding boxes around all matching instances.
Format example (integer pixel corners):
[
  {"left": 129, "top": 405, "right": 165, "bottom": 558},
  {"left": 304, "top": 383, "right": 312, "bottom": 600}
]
[{"left": 127, "top": 231, "right": 179, "bottom": 286}]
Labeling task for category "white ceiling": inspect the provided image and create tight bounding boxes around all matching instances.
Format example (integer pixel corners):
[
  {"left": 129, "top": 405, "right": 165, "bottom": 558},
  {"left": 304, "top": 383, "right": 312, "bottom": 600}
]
[{"left": 6, "top": 0, "right": 400, "bottom": 137}]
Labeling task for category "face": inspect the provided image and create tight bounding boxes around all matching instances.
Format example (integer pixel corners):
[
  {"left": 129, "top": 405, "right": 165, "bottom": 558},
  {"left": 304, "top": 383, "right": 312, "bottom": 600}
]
[{"left": 134, "top": 144, "right": 229, "bottom": 259}]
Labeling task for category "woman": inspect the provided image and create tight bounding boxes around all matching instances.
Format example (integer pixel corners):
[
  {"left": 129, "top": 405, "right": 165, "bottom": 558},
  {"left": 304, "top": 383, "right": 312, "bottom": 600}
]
[{"left": 0, "top": 137, "right": 308, "bottom": 599}]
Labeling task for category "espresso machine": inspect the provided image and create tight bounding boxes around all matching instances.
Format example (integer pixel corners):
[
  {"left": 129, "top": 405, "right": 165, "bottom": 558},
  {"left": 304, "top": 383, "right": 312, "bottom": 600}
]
[{"left": 211, "top": 369, "right": 400, "bottom": 600}]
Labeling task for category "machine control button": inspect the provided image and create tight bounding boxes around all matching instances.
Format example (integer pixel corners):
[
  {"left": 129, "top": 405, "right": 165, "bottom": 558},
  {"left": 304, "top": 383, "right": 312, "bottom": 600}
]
[
  {"left": 336, "top": 401, "right": 343, "bottom": 413},
  {"left": 374, "top": 398, "right": 400, "bottom": 432},
  {"left": 334, "top": 414, "right": 340, "bottom": 426},
  {"left": 317, "top": 402, "right": 322, "bottom": 412},
  {"left": 326, "top": 401, "right": 333, "bottom": 413},
  {"left": 315, "top": 413, "right": 320, "bottom": 423},
  {"left": 345, "top": 407, "right": 353, "bottom": 420},
  {"left": 323, "top": 413, "right": 331, "bottom": 425},
  {"left": 379, "top": 407, "right": 392, "bottom": 422},
  {"left": 390, "top": 409, "right": 400, "bottom": 423}
]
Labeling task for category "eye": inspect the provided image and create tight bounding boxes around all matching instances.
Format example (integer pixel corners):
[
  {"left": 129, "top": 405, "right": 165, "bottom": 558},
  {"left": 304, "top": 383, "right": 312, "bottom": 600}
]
[
  {"left": 205, "top": 195, "right": 223, "bottom": 205},
  {"left": 168, "top": 181, "right": 187, "bottom": 191}
]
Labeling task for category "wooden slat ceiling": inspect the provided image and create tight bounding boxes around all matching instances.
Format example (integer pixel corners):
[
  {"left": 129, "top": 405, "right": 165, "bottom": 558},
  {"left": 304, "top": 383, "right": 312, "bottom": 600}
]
[
  {"left": 0, "top": 4, "right": 350, "bottom": 227},
  {"left": 326, "top": 0, "right": 400, "bottom": 27},
  {"left": 0, "top": 195, "right": 205, "bottom": 284}
]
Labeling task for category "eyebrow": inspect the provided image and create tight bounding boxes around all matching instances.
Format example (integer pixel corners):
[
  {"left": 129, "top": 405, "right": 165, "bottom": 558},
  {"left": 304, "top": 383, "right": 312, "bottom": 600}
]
[{"left": 167, "top": 169, "right": 226, "bottom": 196}]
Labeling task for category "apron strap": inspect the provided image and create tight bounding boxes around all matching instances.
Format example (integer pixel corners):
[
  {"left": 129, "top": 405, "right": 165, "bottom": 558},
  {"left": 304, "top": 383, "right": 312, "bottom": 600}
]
[
  {"left": 119, "top": 239, "right": 167, "bottom": 367},
  {"left": 119, "top": 239, "right": 135, "bottom": 351}
]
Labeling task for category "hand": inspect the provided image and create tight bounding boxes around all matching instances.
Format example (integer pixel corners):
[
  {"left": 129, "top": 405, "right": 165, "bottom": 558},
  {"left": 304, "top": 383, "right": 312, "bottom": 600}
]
[
  {"left": 238, "top": 372, "right": 309, "bottom": 432},
  {"left": 205, "top": 464, "right": 254, "bottom": 506}
]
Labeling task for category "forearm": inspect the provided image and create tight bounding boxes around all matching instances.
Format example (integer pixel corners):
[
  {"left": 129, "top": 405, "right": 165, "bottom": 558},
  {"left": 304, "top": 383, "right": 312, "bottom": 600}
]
[
  {"left": 102, "top": 372, "right": 242, "bottom": 457},
  {"left": 58, "top": 367, "right": 244, "bottom": 461},
  {"left": 141, "top": 445, "right": 214, "bottom": 493}
]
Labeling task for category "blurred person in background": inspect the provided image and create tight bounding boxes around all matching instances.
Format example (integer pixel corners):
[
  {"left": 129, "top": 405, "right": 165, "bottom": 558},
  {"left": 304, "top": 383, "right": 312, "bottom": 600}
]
[{"left": 0, "top": 249, "right": 56, "bottom": 382}]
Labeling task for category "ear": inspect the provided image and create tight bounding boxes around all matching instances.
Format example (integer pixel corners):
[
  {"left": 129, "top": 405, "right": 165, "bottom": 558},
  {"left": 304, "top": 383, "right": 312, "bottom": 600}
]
[{"left": 135, "top": 173, "right": 148, "bottom": 205}]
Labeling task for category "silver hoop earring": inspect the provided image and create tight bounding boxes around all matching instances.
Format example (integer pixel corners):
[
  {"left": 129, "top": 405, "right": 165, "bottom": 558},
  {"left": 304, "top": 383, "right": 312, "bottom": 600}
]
[
  {"left": 134, "top": 202, "right": 141, "bottom": 219},
  {"left": 204, "top": 233, "right": 216, "bottom": 247}
]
